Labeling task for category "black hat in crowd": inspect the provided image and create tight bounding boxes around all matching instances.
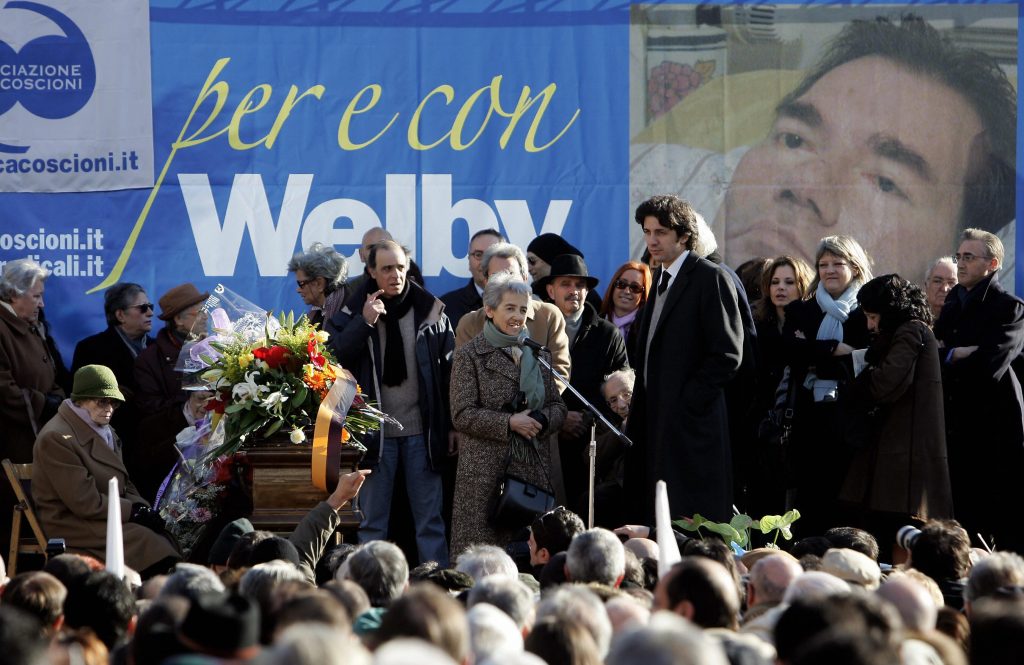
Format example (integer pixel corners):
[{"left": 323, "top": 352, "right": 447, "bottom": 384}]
[
  {"left": 527, "top": 234, "right": 584, "bottom": 264},
  {"left": 535, "top": 254, "right": 600, "bottom": 291},
  {"left": 177, "top": 592, "right": 260, "bottom": 660}
]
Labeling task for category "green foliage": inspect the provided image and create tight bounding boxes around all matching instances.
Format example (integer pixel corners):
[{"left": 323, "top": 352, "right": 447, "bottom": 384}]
[{"left": 673, "top": 509, "right": 801, "bottom": 549}]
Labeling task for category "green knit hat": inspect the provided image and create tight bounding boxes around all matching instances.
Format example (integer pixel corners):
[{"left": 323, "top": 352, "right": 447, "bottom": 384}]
[{"left": 71, "top": 365, "right": 125, "bottom": 402}]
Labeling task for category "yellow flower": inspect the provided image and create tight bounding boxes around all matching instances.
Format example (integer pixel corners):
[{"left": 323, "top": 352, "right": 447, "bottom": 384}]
[
  {"left": 238, "top": 352, "right": 255, "bottom": 369},
  {"left": 315, "top": 329, "right": 329, "bottom": 344}
]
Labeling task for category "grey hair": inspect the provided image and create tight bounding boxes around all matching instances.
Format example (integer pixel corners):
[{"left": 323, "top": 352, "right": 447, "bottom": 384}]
[
  {"left": 961, "top": 227, "right": 1005, "bottom": 267},
  {"left": 262, "top": 624, "right": 370, "bottom": 665},
  {"left": 782, "top": 571, "right": 851, "bottom": 604},
  {"left": 455, "top": 544, "right": 519, "bottom": 583},
  {"left": 482, "top": 272, "right": 532, "bottom": 310},
  {"left": 468, "top": 576, "right": 535, "bottom": 630},
  {"left": 103, "top": 282, "right": 146, "bottom": 327},
  {"left": 535, "top": 585, "right": 613, "bottom": 657},
  {"left": 239, "top": 560, "right": 309, "bottom": 618},
  {"left": 925, "top": 256, "right": 956, "bottom": 283},
  {"left": 566, "top": 528, "right": 626, "bottom": 586},
  {"left": 158, "top": 563, "right": 225, "bottom": 603},
  {"left": 0, "top": 258, "right": 48, "bottom": 302},
  {"left": 966, "top": 551, "right": 1024, "bottom": 603},
  {"left": 467, "top": 603, "right": 524, "bottom": 663},
  {"left": 602, "top": 368, "right": 636, "bottom": 393},
  {"left": 374, "top": 639, "right": 458, "bottom": 665},
  {"left": 287, "top": 242, "right": 349, "bottom": 293},
  {"left": 338, "top": 541, "right": 408, "bottom": 607},
  {"left": 606, "top": 612, "right": 729, "bottom": 665},
  {"left": 691, "top": 212, "right": 718, "bottom": 258},
  {"left": 808, "top": 235, "right": 874, "bottom": 293},
  {"left": 481, "top": 242, "right": 528, "bottom": 281}
]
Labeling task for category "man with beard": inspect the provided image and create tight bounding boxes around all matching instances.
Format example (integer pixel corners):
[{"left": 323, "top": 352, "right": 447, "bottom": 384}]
[{"left": 328, "top": 240, "right": 454, "bottom": 566}]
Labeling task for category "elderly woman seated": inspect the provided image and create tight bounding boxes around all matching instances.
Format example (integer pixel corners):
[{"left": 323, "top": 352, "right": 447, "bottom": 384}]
[
  {"left": 32, "top": 364, "right": 180, "bottom": 577},
  {"left": 288, "top": 242, "right": 349, "bottom": 328}
]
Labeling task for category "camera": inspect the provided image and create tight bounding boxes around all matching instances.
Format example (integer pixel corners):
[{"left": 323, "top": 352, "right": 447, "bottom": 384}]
[
  {"left": 45, "top": 538, "right": 66, "bottom": 558},
  {"left": 896, "top": 525, "right": 921, "bottom": 550}
]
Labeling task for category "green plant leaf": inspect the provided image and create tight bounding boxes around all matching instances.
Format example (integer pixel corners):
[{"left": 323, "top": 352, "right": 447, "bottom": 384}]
[
  {"left": 291, "top": 385, "right": 308, "bottom": 407},
  {"left": 263, "top": 419, "right": 284, "bottom": 436},
  {"left": 224, "top": 402, "right": 246, "bottom": 414},
  {"left": 673, "top": 514, "right": 708, "bottom": 533}
]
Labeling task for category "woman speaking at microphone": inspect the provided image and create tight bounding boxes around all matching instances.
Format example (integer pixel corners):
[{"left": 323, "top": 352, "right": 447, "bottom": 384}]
[{"left": 449, "top": 273, "right": 566, "bottom": 559}]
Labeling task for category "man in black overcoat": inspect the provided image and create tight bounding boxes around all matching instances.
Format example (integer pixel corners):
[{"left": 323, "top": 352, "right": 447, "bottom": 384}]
[
  {"left": 934, "top": 228, "right": 1024, "bottom": 553},
  {"left": 625, "top": 195, "right": 744, "bottom": 524},
  {"left": 440, "top": 228, "right": 502, "bottom": 329}
]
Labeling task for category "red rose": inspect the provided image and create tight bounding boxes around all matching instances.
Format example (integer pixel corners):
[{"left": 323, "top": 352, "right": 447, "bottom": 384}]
[{"left": 254, "top": 345, "right": 290, "bottom": 369}]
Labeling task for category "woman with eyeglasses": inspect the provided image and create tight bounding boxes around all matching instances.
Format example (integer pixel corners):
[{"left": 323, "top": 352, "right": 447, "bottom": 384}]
[
  {"left": 781, "top": 235, "right": 873, "bottom": 537},
  {"left": 33, "top": 364, "right": 180, "bottom": 578},
  {"left": 599, "top": 261, "right": 651, "bottom": 367},
  {"left": 837, "top": 275, "right": 952, "bottom": 546},
  {"left": 287, "top": 242, "right": 350, "bottom": 328}
]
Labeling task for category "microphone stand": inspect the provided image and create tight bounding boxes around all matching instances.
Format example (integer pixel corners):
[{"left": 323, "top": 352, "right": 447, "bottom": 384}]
[{"left": 527, "top": 342, "right": 632, "bottom": 528}]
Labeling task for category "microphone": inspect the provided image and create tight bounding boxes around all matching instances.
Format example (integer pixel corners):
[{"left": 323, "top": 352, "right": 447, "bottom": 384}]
[{"left": 520, "top": 337, "right": 548, "bottom": 353}]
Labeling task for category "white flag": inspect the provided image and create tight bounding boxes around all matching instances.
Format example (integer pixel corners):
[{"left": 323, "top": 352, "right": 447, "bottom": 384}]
[
  {"left": 655, "top": 480, "right": 681, "bottom": 579},
  {"left": 105, "top": 477, "right": 124, "bottom": 579}
]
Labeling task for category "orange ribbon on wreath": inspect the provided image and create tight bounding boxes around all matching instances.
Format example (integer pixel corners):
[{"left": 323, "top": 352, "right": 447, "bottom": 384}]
[{"left": 311, "top": 365, "right": 358, "bottom": 491}]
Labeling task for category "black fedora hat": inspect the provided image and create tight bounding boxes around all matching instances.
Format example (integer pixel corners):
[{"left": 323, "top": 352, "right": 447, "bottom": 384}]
[{"left": 536, "top": 253, "right": 600, "bottom": 291}]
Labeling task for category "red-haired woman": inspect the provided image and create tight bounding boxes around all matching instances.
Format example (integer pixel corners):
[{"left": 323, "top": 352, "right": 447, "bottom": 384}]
[{"left": 599, "top": 261, "right": 651, "bottom": 367}]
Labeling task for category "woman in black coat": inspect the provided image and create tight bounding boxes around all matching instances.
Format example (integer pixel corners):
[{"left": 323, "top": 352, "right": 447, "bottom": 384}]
[
  {"left": 839, "top": 275, "right": 952, "bottom": 549},
  {"left": 781, "top": 235, "right": 873, "bottom": 538},
  {"left": 749, "top": 256, "right": 815, "bottom": 516}
]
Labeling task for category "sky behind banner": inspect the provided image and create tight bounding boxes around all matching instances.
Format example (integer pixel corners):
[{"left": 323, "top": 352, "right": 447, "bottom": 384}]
[{"left": 0, "top": 0, "right": 1020, "bottom": 363}]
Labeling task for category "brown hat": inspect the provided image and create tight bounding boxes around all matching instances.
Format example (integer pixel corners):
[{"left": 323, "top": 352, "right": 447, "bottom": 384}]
[{"left": 158, "top": 283, "right": 209, "bottom": 321}]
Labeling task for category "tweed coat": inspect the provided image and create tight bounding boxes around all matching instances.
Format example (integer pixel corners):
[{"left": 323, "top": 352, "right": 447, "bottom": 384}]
[
  {"left": 449, "top": 334, "right": 566, "bottom": 558},
  {"left": 838, "top": 320, "right": 952, "bottom": 521},
  {"left": 0, "top": 305, "right": 63, "bottom": 462},
  {"left": 32, "top": 402, "right": 179, "bottom": 572}
]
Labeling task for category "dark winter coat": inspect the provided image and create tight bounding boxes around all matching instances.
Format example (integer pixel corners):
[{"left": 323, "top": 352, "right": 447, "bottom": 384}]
[
  {"left": 839, "top": 320, "right": 953, "bottom": 520},
  {"left": 440, "top": 279, "right": 482, "bottom": 330},
  {"left": 624, "top": 253, "right": 744, "bottom": 524},
  {"left": 326, "top": 281, "right": 454, "bottom": 470}
]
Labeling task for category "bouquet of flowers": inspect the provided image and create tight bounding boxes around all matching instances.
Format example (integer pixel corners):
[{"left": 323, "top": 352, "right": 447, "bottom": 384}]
[
  {"left": 156, "top": 418, "right": 241, "bottom": 559},
  {"left": 177, "top": 285, "right": 393, "bottom": 460}
]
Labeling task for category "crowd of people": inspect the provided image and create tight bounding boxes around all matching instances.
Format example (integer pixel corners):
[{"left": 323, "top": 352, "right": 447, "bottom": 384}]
[{"left": 1, "top": 187, "right": 1023, "bottom": 661}]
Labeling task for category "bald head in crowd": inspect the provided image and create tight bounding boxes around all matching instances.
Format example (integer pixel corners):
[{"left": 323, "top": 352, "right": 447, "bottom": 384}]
[
  {"left": 877, "top": 575, "right": 938, "bottom": 633},
  {"left": 747, "top": 554, "right": 803, "bottom": 611}
]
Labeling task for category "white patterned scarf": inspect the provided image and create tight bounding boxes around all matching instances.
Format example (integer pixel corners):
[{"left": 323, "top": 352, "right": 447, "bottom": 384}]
[{"left": 804, "top": 281, "right": 859, "bottom": 402}]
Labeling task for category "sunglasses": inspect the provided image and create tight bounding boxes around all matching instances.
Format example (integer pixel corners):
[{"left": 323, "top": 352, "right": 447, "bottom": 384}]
[
  {"left": 613, "top": 279, "right": 643, "bottom": 295},
  {"left": 91, "top": 398, "right": 121, "bottom": 410},
  {"left": 296, "top": 277, "right": 317, "bottom": 288},
  {"left": 128, "top": 303, "right": 155, "bottom": 313}
]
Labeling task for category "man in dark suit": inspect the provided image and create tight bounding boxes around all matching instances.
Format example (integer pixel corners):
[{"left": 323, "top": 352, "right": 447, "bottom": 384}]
[
  {"left": 440, "top": 228, "right": 503, "bottom": 329},
  {"left": 934, "top": 228, "right": 1024, "bottom": 553},
  {"left": 71, "top": 282, "right": 155, "bottom": 455},
  {"left": 625, "top": 195, "right": 744, "bottom": 524}
]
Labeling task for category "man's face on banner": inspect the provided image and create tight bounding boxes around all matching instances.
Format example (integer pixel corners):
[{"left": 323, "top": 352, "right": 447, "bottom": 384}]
[{"left": 720, "top": 56, "right": 984, "bottom": 279}]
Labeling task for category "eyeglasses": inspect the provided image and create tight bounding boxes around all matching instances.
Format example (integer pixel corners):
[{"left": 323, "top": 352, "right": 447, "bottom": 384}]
[
  {"left": 296, "top": 277, "right": 317, "bottom": 288},
  {"left": 613, "top": 279, "right": 643, "bottom": 295},
  {"left": 952, "top": 253, "right": 991, "bottom": 264},
  {"left": 469, "top": 251, "right": 486, "bottom": 260},
  {"left": 91, "top": 398, "right": 121, "bottom": 410},
  {"left": 128, "top": 303, "right": 154, "bottom": 313}
]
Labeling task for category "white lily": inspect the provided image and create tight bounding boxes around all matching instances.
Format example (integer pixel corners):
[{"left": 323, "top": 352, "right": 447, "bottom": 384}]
[
  {"left": 262, "top": 390, "right": 288, "bottom": 416},
  {"left": 232, "top": 371, "right": 268, "bottom": 403}
]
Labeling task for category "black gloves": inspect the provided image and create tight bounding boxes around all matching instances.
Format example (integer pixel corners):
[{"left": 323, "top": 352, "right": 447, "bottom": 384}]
[{"left": 129, "top": 503, "right": 167, "bottom": 534}]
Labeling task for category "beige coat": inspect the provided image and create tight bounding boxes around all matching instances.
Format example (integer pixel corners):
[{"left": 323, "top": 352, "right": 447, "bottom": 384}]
[
  {"left": 449, "top": 334, "right": 566, "bottom": 558},
  {"left": 32, "top": 402, "right": 179, "bottom": 572}
]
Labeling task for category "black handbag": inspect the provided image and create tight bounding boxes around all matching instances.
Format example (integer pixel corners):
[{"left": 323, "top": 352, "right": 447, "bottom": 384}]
[
  {"left": 491, "top": 435, "right": 555, "bottom": 529},
  {"left": 758, "top": 366, "right": 798, "bottom": 448}
]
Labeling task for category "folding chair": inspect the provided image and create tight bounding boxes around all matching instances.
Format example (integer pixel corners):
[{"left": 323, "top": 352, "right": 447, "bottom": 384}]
[{"left": 3, "top": 459, "right": 48, "bottom": 576}]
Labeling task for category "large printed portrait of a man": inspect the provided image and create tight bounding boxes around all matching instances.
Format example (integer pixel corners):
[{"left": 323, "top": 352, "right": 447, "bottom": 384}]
[{"left": 629, "top": 6, "right": 1017, "bottom": 285}]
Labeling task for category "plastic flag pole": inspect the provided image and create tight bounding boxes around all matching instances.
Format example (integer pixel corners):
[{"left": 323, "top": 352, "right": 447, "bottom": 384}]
[
  {"left": 656, "top": 480, "right": 682, "bottom": 579},
  {"left": 105, "top": 477, "right": 125, "bottom": 579}
]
